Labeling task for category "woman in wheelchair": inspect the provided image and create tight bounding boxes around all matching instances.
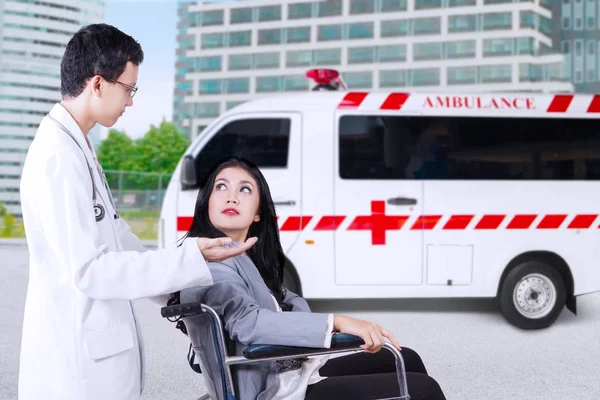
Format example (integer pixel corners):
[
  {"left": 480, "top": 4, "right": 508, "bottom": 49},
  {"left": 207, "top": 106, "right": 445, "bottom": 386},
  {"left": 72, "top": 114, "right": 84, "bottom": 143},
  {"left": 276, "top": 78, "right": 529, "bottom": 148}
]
[{"left": 169, "top": 157, "right": 446, "bottom": 400}]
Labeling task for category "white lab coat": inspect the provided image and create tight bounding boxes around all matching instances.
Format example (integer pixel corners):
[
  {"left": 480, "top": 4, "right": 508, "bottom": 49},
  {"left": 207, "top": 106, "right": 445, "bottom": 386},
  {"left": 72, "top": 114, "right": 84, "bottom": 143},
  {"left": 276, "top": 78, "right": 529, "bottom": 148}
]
[{"left": 17, "top": 103, "right": 212, "bottom": 400}]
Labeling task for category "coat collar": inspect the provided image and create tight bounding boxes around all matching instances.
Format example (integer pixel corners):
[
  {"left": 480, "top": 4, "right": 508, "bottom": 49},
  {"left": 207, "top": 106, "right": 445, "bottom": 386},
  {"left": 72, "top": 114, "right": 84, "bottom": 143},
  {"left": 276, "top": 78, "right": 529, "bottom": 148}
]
[
  {"left": 47, "top": 103, "right": 116, "bottom": 216},
  {"left": 48, "top": 103, "right": 97, "bottom": 169}
]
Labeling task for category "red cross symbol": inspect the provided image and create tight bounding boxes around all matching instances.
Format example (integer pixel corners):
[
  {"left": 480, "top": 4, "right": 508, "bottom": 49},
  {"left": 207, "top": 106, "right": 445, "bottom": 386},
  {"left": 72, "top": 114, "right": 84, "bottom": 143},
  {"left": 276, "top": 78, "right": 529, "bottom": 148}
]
[{"left": 348, "top": 201, "right": 409, "bottom": 245}]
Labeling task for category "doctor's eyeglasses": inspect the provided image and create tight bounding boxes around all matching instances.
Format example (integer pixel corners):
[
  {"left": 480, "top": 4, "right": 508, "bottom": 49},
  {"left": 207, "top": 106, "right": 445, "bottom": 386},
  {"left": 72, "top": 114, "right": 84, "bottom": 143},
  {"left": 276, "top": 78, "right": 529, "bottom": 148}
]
[{"left": 104, "top": 77, "right": 138, "bottom": 98}]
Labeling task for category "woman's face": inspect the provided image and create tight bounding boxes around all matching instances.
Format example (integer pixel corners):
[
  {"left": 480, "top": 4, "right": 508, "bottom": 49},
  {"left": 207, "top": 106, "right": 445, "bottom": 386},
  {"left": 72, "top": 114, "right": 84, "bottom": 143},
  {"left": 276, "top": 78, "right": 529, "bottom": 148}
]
[{"left": 208, "top": 166, "right": 261, "bottom": 243}]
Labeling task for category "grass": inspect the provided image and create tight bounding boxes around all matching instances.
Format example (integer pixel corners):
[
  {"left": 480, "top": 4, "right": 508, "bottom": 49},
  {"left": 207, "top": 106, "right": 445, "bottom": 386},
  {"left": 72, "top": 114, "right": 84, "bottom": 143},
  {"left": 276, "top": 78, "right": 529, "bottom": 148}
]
[{"left": 0, "top": 209, "right": 159, "bottom": 241}]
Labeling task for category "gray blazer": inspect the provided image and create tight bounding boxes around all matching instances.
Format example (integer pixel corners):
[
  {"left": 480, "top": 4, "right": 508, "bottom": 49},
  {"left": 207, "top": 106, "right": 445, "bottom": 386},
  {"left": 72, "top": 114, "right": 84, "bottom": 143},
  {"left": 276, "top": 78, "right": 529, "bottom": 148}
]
[{"left": 179, "top": 250, "right": 330, "bottom": 400}]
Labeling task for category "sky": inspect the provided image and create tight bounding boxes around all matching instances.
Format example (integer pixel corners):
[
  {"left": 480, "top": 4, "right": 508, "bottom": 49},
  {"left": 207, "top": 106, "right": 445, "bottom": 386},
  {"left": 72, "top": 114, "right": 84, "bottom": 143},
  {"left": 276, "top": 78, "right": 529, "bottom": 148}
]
[{"left": 103, "top": 0, "right": 179, "bottom": 139}]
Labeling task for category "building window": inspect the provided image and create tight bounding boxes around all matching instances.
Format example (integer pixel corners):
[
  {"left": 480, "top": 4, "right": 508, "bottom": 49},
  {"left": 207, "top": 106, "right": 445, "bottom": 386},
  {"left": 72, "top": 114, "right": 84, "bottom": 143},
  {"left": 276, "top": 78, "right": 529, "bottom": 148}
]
[
  {"left": 226, "top": 101, "right": 246, "bottom": 110},
  {"left": 517, "top": 38, "right": 534, "bottom": 55},
  {"left": 201, "top": 33, "right": 223, "bottom": 49},
  {"left": 483, "top": 38, "right": 514, "bottom": 57},
  {"left": 200, "top": 10, "right": 223, "bottom": 26},
  {"left": 448, "top": 15, "right": 477, "bottom": 32},
  {"left": 483, "top": 0, "right": 512, "bottom": 3},
  {"left": 286, "top": 26, "right": 311, "bottom": 43},
  {"left": 414, "top": 0, "right": 442, "bottom": 9},
  {"left": 482, "top": 12, "right": 512, "bottom": 31},
  {"left": 258, "top": 28, "right": 282, "bottom": 45},
  {"left": 228, "top": 54, "right": 252, "bottom": 70},
  {"left": 480, "top": 64, "right": 512, "bottom": 83},
  {"left": 318, "top": 24, "right": 343, "bottom": 41},
  {"left": 411, "top": 68, "right": 440, "bottom": 86},
  {"left": 447, "top": 66, "right": 477, "bottom": 85},
  {"left": 413, "top": 42, "right": 442, "bottom": 61},
  {"left": 314, "top": 48, "right": 341, "bottom": 65},
  {"left": 195, "top": 56, "right": 221, "bottom": 72},
  {"left": 288, "top": 2, "right": 312, "bottom": 19},
  {"left": 254, "top": 52, "right": 280, "bottom": 69},
  {"left": 381, "top": 0, "right": 407, "bottom": 11},
  {"left": 258, "top": 5, "right": 281, "bottom": 21},
  {"left": 230, "top": 7, "right": 253, "bottom": 24},
  {"left": 225, "top": 78, "right": 249, "bottom": 94},
  {"left": 286, "top": 50, "right": 312, "bottom": 67},
  {"left": 347, "top": 22, "right": 374, "bottom": 39},
  {"left": 520, "top": 11, "right": 535, "bottom": 29},
  {"left": 343, "top": 71, "right": 372, "bottom": 88},
  {"left": 199, "top": 80, "right": 222, "bottom": 95},
  {"left": 228, "top": 31, "right": 251, "bottom": 47},
  {"left": 194, "top": 103, "right": 220, "bottom": 117},
  {"left": 413, "top": 17, "right": 441, "bottom": 35},
  {"left": 379, "top": 70, "right": 408, "bottom": 87},
  {"left": 378, "top": 45, "right": 406, "bottom": 62},
  {"left": 381, "top": 19, "right": 409, "bottom": 37},
  {"left": 350, "top": 0, "right": 375, "bottom": 14},
  {"left": 348, "top": 46, "right": 376, "bottom": 64},
  {"left": 448, "top": 0, "right": 476, "bottom": 6},
  {"left": 317, "top": 0, "right": 342, "bottom": 17},
  {"left": 283, "top": 75, "right": 308, "bottom": 91},
  {"left": 445, "top": 40, "right": 476, "bottom": 59},
  {"left": 256, "top": 76, "right": 282, "bottom": 92}
]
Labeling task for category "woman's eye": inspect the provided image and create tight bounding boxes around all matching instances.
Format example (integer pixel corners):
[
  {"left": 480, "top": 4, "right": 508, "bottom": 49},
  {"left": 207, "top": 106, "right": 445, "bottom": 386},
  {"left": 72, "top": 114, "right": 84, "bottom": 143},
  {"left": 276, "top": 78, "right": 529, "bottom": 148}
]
[
  {"left": 241, "top": 186, "right": 251, "bottom": 193},
  {"left": 215, "top": 183, "right": 226, "bottom": 190}
]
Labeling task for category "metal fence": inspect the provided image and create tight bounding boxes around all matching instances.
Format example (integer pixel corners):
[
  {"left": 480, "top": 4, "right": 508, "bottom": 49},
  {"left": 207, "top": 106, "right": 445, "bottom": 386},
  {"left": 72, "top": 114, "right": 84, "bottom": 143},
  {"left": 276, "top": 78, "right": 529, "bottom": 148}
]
[{"left": 104, "top": 170, "right": 173, "bottom": 211}]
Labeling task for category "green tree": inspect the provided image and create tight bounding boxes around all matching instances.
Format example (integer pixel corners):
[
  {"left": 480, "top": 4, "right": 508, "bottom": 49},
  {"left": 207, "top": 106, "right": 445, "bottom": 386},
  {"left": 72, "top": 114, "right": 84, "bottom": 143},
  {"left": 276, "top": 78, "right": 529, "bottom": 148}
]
[
  {"left": 97, "top": 121, "right": 189, "bottom": 191},
  {"left": 96, "top": 129, "right": 135, "bottom": 188}
]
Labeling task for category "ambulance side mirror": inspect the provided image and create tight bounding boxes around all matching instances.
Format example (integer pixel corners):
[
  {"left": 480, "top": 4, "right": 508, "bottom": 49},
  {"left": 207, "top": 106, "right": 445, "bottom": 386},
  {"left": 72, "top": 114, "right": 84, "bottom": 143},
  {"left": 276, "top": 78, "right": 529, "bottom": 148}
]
[{"left": 180, "top": 155, "right": 197, "bottom": 190}]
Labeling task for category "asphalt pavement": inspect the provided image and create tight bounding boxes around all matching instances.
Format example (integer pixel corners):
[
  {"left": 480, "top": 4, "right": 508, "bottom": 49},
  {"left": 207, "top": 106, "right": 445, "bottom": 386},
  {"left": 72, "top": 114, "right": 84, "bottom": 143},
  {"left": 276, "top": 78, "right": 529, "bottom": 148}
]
[{"left": 2, "top": 241, "right": 599, "bottom": 400}]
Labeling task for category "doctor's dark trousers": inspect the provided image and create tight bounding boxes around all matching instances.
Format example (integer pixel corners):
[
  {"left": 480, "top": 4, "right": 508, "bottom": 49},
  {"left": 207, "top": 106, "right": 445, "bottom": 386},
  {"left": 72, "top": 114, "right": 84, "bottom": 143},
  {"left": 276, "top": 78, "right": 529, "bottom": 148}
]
[{"left": 305, "top": 347, "right": 447, "bottom": 400}]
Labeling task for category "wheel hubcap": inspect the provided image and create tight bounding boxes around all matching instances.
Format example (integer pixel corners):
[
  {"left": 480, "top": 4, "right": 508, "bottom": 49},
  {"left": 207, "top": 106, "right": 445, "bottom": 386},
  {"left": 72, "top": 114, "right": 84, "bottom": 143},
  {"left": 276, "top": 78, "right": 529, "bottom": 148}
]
[{"left": 513, "top": 273, "right": 556, "bottom": 319}]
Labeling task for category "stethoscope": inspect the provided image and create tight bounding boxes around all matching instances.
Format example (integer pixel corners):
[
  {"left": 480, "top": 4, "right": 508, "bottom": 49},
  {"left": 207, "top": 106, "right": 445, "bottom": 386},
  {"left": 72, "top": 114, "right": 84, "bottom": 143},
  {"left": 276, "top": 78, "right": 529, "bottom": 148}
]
[{"left": 47, "top": 114, "right": 119, "bottom": 222}]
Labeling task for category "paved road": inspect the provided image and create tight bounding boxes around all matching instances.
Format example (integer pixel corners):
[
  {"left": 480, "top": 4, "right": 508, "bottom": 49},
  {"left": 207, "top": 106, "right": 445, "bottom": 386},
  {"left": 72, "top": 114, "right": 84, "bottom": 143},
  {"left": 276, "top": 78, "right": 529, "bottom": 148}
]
[{"left": 2, "top": 242, "right": 599, "bottom": 400}]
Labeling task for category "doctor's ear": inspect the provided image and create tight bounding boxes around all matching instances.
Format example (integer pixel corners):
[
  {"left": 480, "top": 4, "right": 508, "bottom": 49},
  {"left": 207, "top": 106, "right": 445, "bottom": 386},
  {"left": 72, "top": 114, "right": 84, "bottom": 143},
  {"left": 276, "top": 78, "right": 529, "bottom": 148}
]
[{"left": 90, "top": 76, "right": 104, "bottom": 97}]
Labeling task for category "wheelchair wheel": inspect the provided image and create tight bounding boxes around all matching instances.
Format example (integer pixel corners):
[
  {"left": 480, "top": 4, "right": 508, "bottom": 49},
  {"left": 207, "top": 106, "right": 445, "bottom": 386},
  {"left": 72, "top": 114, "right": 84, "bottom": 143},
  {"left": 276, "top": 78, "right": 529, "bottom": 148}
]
[{"left": 498, "top": 260, "right": 566, "bottom": 330}]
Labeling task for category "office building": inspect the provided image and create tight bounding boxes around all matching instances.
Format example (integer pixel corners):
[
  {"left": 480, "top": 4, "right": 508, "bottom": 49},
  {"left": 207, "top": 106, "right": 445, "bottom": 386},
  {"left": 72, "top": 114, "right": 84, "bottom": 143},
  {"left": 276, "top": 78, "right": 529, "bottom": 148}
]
[
  {"left": 552, "top": 0, "right": 600, "bottom": 93},
  {"left": 174, "top": 0, "right": 574, "bottom": 140},
  {"left": 0, "top": 0, "right": 105, "bottom": 215}
]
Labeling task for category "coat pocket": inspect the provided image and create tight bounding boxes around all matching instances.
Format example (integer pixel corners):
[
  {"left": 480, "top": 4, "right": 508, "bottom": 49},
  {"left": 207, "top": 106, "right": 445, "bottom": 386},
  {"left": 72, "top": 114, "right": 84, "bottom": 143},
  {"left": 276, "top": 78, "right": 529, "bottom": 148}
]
[{"left": 84, "top": 323, "right": 134, "bottom": 361}]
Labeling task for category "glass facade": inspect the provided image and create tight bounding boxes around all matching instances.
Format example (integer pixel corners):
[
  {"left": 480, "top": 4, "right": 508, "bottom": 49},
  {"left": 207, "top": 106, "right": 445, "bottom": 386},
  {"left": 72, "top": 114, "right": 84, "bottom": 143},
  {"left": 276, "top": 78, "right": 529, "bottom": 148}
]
[{"left": 175, "top": 0, "right": 576, "bottom": 141}]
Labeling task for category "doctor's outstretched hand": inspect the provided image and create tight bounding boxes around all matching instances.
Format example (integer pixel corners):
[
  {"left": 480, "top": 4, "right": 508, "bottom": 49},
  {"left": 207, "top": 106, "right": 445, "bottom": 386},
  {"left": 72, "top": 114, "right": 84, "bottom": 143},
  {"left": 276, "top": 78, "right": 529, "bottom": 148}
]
[{"left": 197, "top": 237, "right": 257, "bottom": 262}]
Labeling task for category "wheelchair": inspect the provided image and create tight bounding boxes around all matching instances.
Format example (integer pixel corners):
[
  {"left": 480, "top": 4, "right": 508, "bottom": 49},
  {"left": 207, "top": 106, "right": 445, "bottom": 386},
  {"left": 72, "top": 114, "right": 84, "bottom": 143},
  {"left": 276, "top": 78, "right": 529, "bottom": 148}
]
[{"left": 161, "top": 302, "right": 411, "bottom": 400}]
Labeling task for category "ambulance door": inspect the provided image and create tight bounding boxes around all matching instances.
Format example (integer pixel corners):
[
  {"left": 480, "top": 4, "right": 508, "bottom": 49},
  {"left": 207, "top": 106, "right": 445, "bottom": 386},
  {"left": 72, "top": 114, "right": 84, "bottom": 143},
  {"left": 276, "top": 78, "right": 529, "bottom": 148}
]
[
  {"left": 176, "top": 112, "right": 303, "bottom": 252},
  {"left": 333, "top": 114, "right": 424, "bottom": 285}
]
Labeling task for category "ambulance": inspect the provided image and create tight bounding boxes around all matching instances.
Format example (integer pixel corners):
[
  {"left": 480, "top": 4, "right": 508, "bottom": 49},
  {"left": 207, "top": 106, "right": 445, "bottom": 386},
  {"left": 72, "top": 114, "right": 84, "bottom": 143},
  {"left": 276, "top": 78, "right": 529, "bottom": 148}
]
[{"left": 159, "top": 68, "right": 600, "bottom": 330}]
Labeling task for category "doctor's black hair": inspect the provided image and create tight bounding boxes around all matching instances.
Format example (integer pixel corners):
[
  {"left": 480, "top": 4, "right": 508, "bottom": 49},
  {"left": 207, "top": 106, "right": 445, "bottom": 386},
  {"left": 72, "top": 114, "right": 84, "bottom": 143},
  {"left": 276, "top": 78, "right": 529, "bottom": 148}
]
[
  {"left": 168, "top": 157, "right": 288, "bottom": 316},
  {"left": 60, "top": 23, "right": 144, "bottom": 98}
]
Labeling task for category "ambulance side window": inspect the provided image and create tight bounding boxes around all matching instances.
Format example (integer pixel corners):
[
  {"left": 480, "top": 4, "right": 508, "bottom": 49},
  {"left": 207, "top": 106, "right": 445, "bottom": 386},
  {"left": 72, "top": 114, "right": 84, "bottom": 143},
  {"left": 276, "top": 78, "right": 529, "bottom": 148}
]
[
  {"left": 195, "top": 118, "right": 291, "bottom": 187},
  {"left": 338, "top": 115, "right": 418, "bottom": 179}
]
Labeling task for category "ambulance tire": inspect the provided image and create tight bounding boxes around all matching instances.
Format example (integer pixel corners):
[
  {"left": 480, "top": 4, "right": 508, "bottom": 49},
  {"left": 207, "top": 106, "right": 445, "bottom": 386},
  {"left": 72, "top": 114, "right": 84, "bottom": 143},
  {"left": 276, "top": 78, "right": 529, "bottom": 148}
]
[
  {"left": 283, "top": 259, "right": 302, "bottom": 297},
  {"left": 499, "top": 260, "right": 567, "bottom": 330}
]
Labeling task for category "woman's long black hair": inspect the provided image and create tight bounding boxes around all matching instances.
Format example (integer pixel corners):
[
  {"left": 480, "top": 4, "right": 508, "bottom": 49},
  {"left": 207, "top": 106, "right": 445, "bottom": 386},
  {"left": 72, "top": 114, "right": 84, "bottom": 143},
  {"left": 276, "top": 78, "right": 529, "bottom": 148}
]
[{"left": 168, "top": 156, "right": 287, "bottom": 311}]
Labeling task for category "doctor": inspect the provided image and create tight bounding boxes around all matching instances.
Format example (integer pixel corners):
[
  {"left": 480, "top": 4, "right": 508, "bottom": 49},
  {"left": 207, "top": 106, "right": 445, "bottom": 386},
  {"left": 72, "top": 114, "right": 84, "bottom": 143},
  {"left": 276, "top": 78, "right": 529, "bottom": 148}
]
[{"left": 18, "top": 23, "right": 256, "bottom": 400}]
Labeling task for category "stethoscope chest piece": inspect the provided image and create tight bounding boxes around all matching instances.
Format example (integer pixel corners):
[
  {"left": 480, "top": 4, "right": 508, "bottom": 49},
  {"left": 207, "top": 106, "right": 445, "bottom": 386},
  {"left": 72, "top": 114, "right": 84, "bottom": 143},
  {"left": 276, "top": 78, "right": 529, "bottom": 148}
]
[{"left": 94, "top": 203, "right": 105, "bottom": 222}]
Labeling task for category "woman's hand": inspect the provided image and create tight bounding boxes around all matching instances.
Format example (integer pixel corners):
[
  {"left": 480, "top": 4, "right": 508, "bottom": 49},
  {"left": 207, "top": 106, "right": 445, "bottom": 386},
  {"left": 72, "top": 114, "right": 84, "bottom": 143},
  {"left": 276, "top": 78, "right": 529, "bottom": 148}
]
[
  {"left": 333, "top": 315, "right": 401, "bottom": 354},
  {"left": 197, "top": 237, "right": 257, "bottom": 262}
]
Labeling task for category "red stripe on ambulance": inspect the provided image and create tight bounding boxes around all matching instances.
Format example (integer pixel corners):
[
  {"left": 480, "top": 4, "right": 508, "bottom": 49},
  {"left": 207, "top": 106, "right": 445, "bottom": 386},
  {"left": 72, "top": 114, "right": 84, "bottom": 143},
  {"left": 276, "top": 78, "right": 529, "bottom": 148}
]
[
  {"left": 380, "top": 93, "right": 410, "bottom": 110},
  {"left": 280, "top": 216, "right": 313, "bottom": 231},
  {"left": 547, "top": 95, "right": 574, "bottom": 112},
  {"left": 337, "top": 92, "right": 368, "bottom": 109},
  {"left": 443, "top": 215, "right": 474, "bottom": 230},
  {"left": 537, "top": 215, "right": 567, "bottom": 229}
]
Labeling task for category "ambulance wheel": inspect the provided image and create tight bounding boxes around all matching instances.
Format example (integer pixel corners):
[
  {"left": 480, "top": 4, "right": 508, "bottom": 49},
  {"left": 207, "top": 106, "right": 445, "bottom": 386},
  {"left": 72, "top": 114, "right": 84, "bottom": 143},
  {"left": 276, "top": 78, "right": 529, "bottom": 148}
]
[
  {"left": 283, "top": 259, "right": 302, "bottom": 297},
  {"left": 498, "top": 260, "right": 566, "bottom": 330}
]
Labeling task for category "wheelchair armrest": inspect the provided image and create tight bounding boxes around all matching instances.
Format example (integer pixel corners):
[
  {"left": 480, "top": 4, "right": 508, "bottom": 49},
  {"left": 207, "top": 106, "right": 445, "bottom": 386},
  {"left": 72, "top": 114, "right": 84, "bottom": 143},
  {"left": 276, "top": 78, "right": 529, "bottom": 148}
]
[
  {"left": 243, "top": 333, "right": 364, "bottom": 359},
  {"left": 161, "top": 302, "right": 204, "bottom": 319}
]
